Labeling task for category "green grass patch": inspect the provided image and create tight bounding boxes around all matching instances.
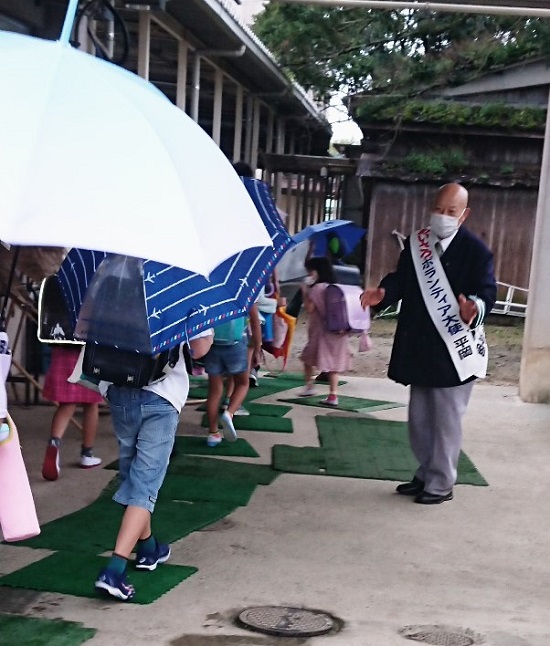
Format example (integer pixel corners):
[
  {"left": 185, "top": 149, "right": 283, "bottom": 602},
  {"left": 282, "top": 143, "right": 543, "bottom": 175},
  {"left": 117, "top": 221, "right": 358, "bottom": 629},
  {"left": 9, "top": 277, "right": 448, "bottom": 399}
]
[
  {"left": 200, "top": 414, "right": 293, "bottom": 433},
  {"left": 278, "top": 394, "right": 403, "bottom": 413},
  {"left": 173, "top": 435, "right": 259, "bottom": 458},
  {"left": 272, "top": 416, "right": 487, "bottom": 485},
  {"left": 0, "top": 613, "right": 96, "bottom": 646},
  {"left": 158, "top": 474, "right": 257, "bottom": 506},
  {"left": 165, "top": 455, "right": 279, "bottom": 485},
  {"left": 0, "top": 553, "right": 196, "bottom": 605},
  {"left": 12, "top": 497, "right": 238, "bottom": 553}
]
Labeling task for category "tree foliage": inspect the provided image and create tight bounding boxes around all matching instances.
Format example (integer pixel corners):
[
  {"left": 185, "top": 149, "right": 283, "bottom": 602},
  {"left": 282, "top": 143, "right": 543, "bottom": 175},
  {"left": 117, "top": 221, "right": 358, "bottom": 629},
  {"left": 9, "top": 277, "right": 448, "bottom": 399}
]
[{"left": 253, "top": 5, "right": 550, "bottom": 103}]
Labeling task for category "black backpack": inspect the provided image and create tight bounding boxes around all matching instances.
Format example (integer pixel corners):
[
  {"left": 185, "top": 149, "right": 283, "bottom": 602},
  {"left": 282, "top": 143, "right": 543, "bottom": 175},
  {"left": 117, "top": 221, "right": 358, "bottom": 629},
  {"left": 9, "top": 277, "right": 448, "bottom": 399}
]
[{"left": 82, "top": 343, "right": 181, "bottom": 388}]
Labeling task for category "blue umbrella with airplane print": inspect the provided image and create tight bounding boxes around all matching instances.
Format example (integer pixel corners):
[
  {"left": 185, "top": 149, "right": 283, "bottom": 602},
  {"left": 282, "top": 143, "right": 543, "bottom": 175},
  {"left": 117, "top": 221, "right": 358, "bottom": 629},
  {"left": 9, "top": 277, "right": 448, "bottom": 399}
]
[{"left": 52, "top": 178, "right": 292, "bottom": 353}]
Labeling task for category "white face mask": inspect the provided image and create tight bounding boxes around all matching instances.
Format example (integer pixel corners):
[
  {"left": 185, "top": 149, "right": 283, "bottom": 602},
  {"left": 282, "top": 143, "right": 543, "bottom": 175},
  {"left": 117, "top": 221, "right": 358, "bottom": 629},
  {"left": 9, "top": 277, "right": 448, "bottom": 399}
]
[
  {"left": 304, "top": 271, "right": 319, "bottom": 287},
  {"left": 430, "top": 213, "right": 461, "bottom": 239}
]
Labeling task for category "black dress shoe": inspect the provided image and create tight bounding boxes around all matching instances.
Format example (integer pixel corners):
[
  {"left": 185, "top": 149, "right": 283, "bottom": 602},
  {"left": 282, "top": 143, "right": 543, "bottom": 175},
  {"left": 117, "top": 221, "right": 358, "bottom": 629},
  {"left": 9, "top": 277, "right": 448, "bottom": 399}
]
[
  {"left": 395, "top": 477, "right": 424, "bottom": 496},
  {"left": 414, "top": 490, "right": 453, "bottom": 505}
]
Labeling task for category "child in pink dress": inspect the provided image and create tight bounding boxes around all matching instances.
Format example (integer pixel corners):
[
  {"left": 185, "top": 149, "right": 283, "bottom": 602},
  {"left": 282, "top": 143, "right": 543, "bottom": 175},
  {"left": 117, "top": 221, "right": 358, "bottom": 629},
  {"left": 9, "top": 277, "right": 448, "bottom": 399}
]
[
  {"left": 299, "top": 257, "right": 351, "bottom": 406},
  {"left": 42, "top": 345, "right": 103, "bottom": 480}
]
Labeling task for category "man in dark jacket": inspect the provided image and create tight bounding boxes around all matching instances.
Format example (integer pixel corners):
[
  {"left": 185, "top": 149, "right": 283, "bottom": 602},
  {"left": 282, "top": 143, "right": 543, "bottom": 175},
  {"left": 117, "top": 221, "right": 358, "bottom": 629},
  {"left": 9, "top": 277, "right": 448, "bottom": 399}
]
[{"left": 361, "top": 183, "right": 496, "bottom": 504}]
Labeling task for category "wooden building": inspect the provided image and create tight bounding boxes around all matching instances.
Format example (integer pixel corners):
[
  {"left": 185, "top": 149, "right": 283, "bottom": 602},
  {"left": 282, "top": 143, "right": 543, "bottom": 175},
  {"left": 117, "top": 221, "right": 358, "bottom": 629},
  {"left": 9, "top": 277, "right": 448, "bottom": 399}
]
[{"left": 349, "top": 58, "right": 550, "bottom": 294}]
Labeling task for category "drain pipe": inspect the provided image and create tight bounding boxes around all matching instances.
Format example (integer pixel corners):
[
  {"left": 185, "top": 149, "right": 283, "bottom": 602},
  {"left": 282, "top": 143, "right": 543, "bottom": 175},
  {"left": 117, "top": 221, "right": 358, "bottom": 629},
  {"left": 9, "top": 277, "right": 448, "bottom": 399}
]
[
  {"left": 275, "top": 0, "right": 550, "bottom": 18},
  {"left": 190, "top": 46, "right": 246, "bottom": 123}
]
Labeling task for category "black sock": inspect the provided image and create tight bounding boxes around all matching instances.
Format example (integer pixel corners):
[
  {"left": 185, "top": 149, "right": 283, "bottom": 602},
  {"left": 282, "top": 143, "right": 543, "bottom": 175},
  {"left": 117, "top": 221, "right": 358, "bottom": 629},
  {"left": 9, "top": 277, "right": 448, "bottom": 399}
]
[
  {"left": 106, "top": 553, "right": 127, "bottom": 575},
  {"left": 137, "top": 535, "right": 156, "bottom": 555}
]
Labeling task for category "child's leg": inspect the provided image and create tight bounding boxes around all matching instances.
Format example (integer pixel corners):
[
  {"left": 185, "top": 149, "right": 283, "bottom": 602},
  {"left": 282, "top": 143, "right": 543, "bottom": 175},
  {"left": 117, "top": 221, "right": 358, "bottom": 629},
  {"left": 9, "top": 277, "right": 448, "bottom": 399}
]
[
  {"left": 328, "top": 372, "right": 339, "bottom": 396},
  {"left": 42, "top": 402, "right": 77, "bottom": 480},
  {"left": 96, "top": 388, "right": 177, "bottom": 600},
  {"left": 206, "top": 374, "right": 224, "bottom": 434},
  {"left": 113, "top": 505, "right": 151, "bottom": 558},
  {"left": 49, "top": 402, "right": 77, "bottom": 441},
  {"left": 80, "top": 402, "right": 102, "bottom": 467},
  {"left": 320, "top": 372, "right": 339, "bottom": 406},
  {"left": 224, "top": 375, "right": 234, "bottom": 404},
  {"left": 81, "top": 403, "right": 99, "bottom": 450},
  {"left": 303, "top": 363, "right": 314, "bottom": 387},
  {"left": 226, "top": 371, "right": 249, "bottom": 416},
  {"left": 298, "top": 362, "right": 317, "bottom": 397}
]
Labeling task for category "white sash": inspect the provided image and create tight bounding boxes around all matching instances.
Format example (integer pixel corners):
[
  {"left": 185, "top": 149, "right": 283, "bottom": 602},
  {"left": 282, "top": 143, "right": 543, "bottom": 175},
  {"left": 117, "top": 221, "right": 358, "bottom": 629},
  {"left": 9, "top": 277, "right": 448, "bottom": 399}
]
[{"left": 410, "top": 228, "right": 488, "bottom": 381}]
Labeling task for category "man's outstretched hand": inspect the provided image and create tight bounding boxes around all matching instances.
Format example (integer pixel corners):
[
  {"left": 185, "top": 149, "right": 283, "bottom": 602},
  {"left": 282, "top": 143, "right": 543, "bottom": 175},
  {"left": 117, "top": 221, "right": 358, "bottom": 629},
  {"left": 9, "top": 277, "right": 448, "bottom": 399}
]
[
  {"left": 360, "top": 287, "right": 385, "bottom": 310},
  {"left": 458, "top": 293, "right": 478, "bottom": 326}
]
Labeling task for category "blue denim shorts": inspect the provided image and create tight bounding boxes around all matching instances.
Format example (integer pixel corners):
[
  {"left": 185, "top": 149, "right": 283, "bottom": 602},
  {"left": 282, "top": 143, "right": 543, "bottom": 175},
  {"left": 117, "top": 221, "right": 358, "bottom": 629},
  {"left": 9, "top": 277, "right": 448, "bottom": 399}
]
[
  {"left": 106, "top": 386, "right": 179, "bottom": 513},
  {"left": 201, "top": 338, "right": 248, "bottom": 376}
]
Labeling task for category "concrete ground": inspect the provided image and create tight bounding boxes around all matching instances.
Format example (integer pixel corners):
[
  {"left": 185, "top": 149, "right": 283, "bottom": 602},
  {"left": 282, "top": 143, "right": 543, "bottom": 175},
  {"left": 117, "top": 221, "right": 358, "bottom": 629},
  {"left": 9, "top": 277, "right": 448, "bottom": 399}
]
[{"left": 1, "top": 374, "right": 549, "bottom": 646}]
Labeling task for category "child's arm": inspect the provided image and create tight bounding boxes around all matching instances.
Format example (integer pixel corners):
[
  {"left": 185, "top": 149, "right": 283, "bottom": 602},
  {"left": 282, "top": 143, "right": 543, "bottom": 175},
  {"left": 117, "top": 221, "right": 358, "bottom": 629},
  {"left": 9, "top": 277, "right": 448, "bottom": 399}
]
[
  {"left": 188, "top": 329, "right": 213, "bottom": 360},
  {"left": 301, "top": 283, "right": 316, "bottom": 314},
  {"left": 248, "top": 304, "right": 263, "bottom": 367}
]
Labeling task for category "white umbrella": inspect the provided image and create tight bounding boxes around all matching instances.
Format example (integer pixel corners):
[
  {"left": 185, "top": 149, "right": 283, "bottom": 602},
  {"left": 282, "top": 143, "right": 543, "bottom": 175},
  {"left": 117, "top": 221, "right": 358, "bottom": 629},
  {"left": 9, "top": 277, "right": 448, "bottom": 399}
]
[{"left": 0, "top": 18, "right": 270, "bottom": 275}]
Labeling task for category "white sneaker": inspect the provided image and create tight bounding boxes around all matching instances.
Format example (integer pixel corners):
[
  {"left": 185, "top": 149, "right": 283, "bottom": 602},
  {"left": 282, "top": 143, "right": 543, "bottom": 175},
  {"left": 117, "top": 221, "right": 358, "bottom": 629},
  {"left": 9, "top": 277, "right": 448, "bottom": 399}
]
[
  {"left": 249, "top": 369, "right": 259, "bottom": 387},
  {"left": 233, "top": 405, "right": 250, "bottom": 416},
  {"left": 219, "top": 410, "right": 238, "bottom": 442},
  {"left": 80, "top": 455, "right": 102, "bottom": 469},
  {"left": 298, "top": 385, "right": 317, "bottom": 397},
  {"left": 206, "top": 432, "right": 223, "bottom": 447}
]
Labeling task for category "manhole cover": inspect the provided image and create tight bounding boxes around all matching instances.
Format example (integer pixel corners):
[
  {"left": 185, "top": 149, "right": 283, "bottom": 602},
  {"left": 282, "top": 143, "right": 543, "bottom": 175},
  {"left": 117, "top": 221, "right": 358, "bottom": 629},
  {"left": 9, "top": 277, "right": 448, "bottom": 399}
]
[
  {"left": 401, "top": 625, "right": 476, "bottom": 646},
  {"left": 238, "top": 605, "right": 335, "bottom": 637}
]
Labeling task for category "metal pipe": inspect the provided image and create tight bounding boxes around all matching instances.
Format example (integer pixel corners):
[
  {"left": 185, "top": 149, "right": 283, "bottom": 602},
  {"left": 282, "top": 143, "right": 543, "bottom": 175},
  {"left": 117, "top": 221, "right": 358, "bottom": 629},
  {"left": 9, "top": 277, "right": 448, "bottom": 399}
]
[
  {"left": 137, "top": 12, "right": 151, "bottom": 80},
  {"left": 275, "top": 0, "right": 550, "bottom": 17},
  {"left": 233, "top": 85, "right": 244, "bottom": 162},
  {"left": 250, "top": 97, "right": 261, "bottom": 171},
  {"left": 59, "top": 0, "right": 80, "bottom": 45},
  {"left": 212, "top": 68, "right": 224, "bottom": 146},
  {"left": 191, "top": 56, "right": 201, "bottom": 122},
  {"left": 196, "top": 45, "right": 247, "bottom": 58},
  {"left": 176, "top": 41, "right": 188, "bottom": 111}
]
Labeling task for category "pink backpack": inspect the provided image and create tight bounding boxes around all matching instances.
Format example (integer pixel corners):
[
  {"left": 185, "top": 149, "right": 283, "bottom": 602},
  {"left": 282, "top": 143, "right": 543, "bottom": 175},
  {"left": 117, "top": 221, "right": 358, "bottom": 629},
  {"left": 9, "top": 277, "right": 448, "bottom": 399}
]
[{"left": 324, "top": 284, "right": 372, "bottom": 350}]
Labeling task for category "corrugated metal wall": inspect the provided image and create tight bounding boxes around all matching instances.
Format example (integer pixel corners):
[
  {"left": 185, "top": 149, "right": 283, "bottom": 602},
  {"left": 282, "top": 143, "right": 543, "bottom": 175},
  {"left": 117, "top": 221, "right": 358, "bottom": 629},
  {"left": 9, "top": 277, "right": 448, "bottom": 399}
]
[{"left": 365, "top": 180, "right": 537, "bottom": 290}]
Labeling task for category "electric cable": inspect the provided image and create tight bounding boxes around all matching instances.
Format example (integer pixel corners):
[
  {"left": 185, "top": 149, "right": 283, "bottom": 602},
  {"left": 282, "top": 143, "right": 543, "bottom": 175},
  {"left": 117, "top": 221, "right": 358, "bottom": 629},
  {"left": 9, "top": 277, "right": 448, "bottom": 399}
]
[{"left": 74, "top": 0, "right": 130, "bottom": 66}]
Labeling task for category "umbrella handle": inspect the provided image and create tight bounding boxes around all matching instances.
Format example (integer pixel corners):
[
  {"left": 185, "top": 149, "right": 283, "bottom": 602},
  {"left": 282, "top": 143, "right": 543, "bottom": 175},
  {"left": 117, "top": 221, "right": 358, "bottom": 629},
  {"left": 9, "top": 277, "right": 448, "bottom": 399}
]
[{"left": 59, "top": 0, "right": 80, "bottom": 46}]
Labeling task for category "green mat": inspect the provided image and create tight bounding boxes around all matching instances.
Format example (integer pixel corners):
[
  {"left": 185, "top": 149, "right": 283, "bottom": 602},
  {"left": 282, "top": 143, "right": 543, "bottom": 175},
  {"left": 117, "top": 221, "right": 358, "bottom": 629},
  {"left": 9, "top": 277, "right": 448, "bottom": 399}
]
[
  {"left": 279, "top": 394, "right": 404, "bottom": 413},
  {"left": 188, "top": 375, "right": 304, "bottom": 404},
  {"left": 263, "top": 372, "right": 346, "bottom": 386},
  {"left": 243, "top": 402, "right": 292, "bottom": 416},
  {"left": 13, "top": 497, "right": 238, "bottom": 553},
  {"left": 272, "top": 416, "right": 488, "bottom": 486},
  {"left": 187, "top": 385, "right": 209, "bottom": 399},
  {"left": 105, "top": 433, "right": 263, "bottom": 471},
  {"left": 173, "top": 435, "right": 259, "bottom": 458},
  {"left": 261, "top": 372, "right": 305, "bottom": 381},
  {"left": 200, "top": 413, "right": 293, "bottom": 433},
  {"left": 0, "top": 613, "right": 96, "bottom": 645},
  {"left": 158, "top": 474, "right": 257, "bottom": 506},
  {"left": 165, "top": 455, "right": 279, "bottom": 485},
  {"left": 106, "top": 454, "right": 279, "bottom": 485},
  {"left": 0, "top": 553, "right": 196, "bottom": 605},
  {"left": 188, "top": 372, "right": 352, "bottom": 412}
]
